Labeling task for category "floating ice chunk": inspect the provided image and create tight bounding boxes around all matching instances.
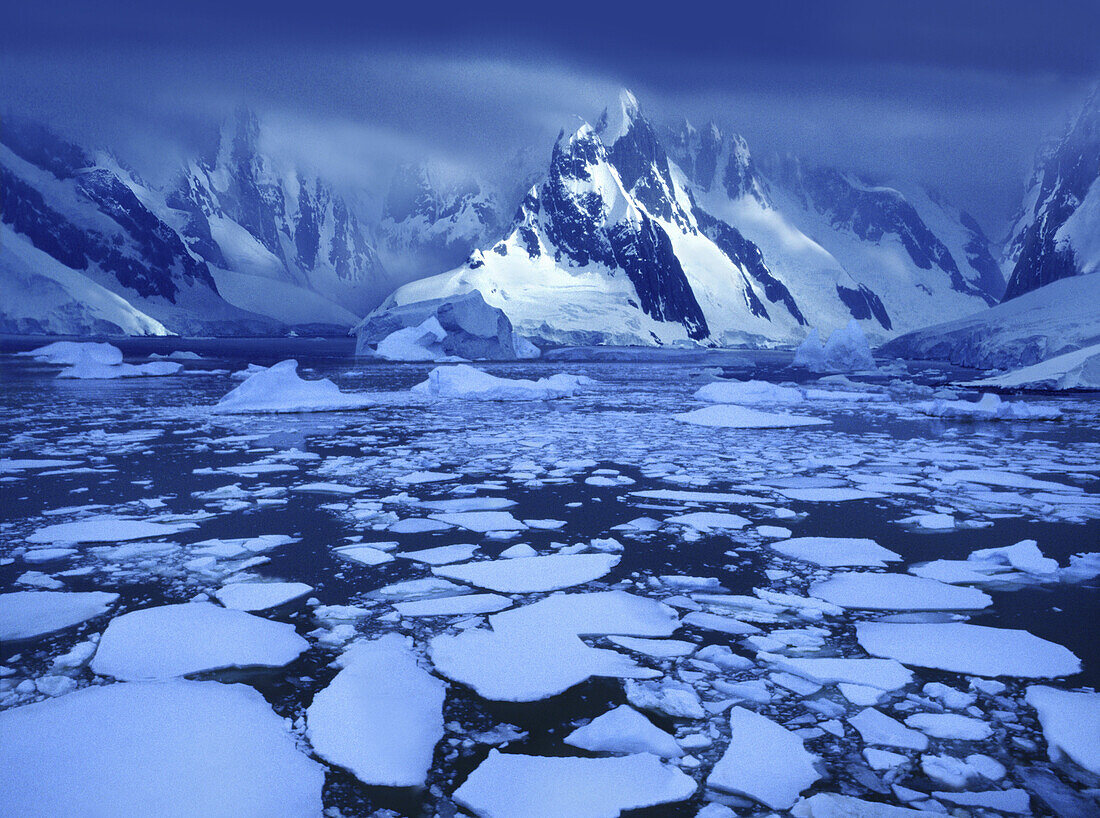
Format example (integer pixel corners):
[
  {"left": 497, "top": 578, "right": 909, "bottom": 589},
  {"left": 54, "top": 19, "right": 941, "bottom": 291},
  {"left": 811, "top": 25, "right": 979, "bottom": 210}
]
[
  {"left": 856, "top": 622, "right": 1081, "bottom": 678},
  {"left": 293, "top": 482, "right": 367, "bottom": 495},
  {"left": 28, "top": 516, "right": 195, "bottom": 543},
  {"left": 429, "top": 592, "right": 675, "bottom": 701},
  {"left": 16, "top": 570, "right": 62, "bottom": 589},
  {"left": 791, "top": 793, "right": 924, "bottom": 816},
  {"left": 969, "top": 539, "right": 1059, "bottom": 575},
  {"left": 630, "top": 489, "right": 763, "bottom": 504},
  {"left": 769, "top": 537, "right": 901, "bottom": 568},
  {"left": 707, "top": 706, "right": 821, "bottom": 810},
  {"left": 307, "top": 634, "right": 445, "bottom": 787},
  {"left": 433, "top": 553, "right": 619, "bottom": 593},
  {"left": 22, "top": 340, "right": 123, "bottom": 366},
  {"left": 58, "top": 358, "right": 181, "bottom": 379},
  {"left": 961, "top": 342, "right": 1100, "bottom": 391},
  {"left": 848, "top": 708, "right": 929, "bottom": 751},
  {"left": 389, "top": 517, "right": 453, "bottom": 534},
  {"left": 373, "top": 577, "right": 469, "bottom": 601},
  {"left": 454, "top": 750, "right": 696, "bottom": 818},
  {"left": 674, "top": 404, "right": 829, "bottom": 428},
  {"left": 91, "top": 602, "right": 308, "bottom": 681},
  {"left": 565, "top": 705, "right": 684, "bottom": 757},
  {"left": 0, "top": 458, "right": 84, "bottom": 473},
  {"left": 334, "top": 545, "right": 395, "bottom": 566},
  {"left": 1025, "top": 685, "right": 1100, "bottom": 775},
  {"left": 682, "top": 611, "right": 761, "bottom": 635},
  {"left": 430, "top": 510, "right": 527, "bottom": 532},
  {"left": 418, "top": 496, "right": 517, "bottom": 512},
  {"left": 794, "top": 320, "right": 876, "bottom": 373},
  {"left": 214, "top": 582, "right": 312, "bottom": 611},
  {"left": 940, "top": 468, "right": 1079, "bottom": 492},
  {"left": 412, "top": 364, "right": 593, "bottom": 401},
  {"left": 394, "top": 593, "right": 512, "bottom": 617},
  {"left": 899, "top": 512, "right": 956, "bottom": 530},
  {"left": 396, "top": 470, "right": 458, "bottom": 484},
  {"left": 903, "top": 712, "right": 992, "bottom": 740},
  {"left": 810, "top": 573, "right": 993, "bottom": 611},
  {"left": 777, "top": 487, "right": 884, "bottom": 502},
  {"left": 374, "top": 316, "right": 455, "bottom": 361},
  {"left": 695, "top": 644, "right": 754, "bottom": 671},
  {"left": 396, "top": 543, "right": 479, "bottom": 565},
  {"left": 0, "top": 590, "right": 119, "bottom": 641},
  {"left": 0, "top": 680, "right": 324, "bottom": 817},
  {"left": 664, "top": 511, "right": 750, "bottom": 531},
  {"left": 863, "top": 748, "right": 907, "bottom": 770},
  {"left": 625, "top": 679, "right": 706, "bottom": 719},
  {"left": 914, "top": 393, "right": 1062, "bottom": 421},
  {"left": 712, "top": 679, "right": 772, "bottom": 704},
  {"left": 933, "top": 789, "right": 1032, "bottom": 814},
  {"left": 760, "top": 655, "right": 913, "bottom": 692},
  {"left": 22, "top": 547, "right": 78, "bottom": 563},
  {"left": 213, "top": 360, "right": 375, "bottom": 413},
  {"left": 499, "top": 543, "right": 538, "bottom": 558},
  {"left": 694, "top": 380, "right": 804, "bottom": 405}
]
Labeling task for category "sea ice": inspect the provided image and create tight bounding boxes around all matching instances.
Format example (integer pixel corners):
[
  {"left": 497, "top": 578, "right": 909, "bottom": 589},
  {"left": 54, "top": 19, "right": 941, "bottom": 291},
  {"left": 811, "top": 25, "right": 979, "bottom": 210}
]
[
  {"left": 433, "top": 553, "right": 620, "bottom": 593},
  {"left": 453, "top": 750, "right": 696, "bottom": 818},
  {"left": 214, "top": 581, "right": 313, "bottom": 611},
  {"left": 1025, "top": 685, "right": 1100, "bottom": 775},
  {"left": 794, "top": 320, "right": 877, "bottom": 373},
  {"left": 212, "top": 360, "right": 375, "bottom": 413},
  {"left": 914, "top": 393, "right": 1062, "bottom": 421},
  {"left": 760, "top": 655, "right": 913, "bottom": 692},
  {"left": 674, "top": 404, "right": 829, "bottom": 428},
  {"left": 412, "top": 364, "right": 592, "bottom": 400},
  {"left": 903, "top": 712, "right": 993, "bottom": 740},
  {"left": 91, "top": 602, "right": 309, "bottom": 680},
  {"left": 856, "top": 622, "right": 1082, "bottom": 678},
  {"left": 848, "top": 708, "right": 929, "bottom": 751},
  {"left": 396, "top": 543, "right": 479, "bottom": 565},
  {"left": 334, "top": 545, "right": 395, "bottom": 566},
  {"left": 22, "top": 340, "right": 124, "bottom": 366},
  {"left": 0, "top": 680, "right": 324, "bottom": 817},
  {"left": 28, "top": 515, "right": 196, "bottom": 543},
  {"left": 707, "top": 706, "right": 822, "bottom": 810},
  {"left": 394, "top": 593, "right": 513, "bottom": 617},
  {"left": 307, "top": 634, "right": 445, "bottom": 787},
  {"left": 769, "top": 536, "right": 902, "bottom": 568},
  {"left": 809, "top": 573, "right": 993, "bottom": 610},
  {"left": 777, "top": 487, "right": 884, "bottom": 502},
  {"left": 962, "top": 342, "right": 1100, "bottom": 391},
  {"left": 430, "top": 510, "right": 527, "bottom": 532},
  {"left": 565, "top": 705, "right": 684, "bottom": 757},
  {"left": 791, "top": 793, "right": 925, "bottom": 816},
  {"left": 694, "top": 379, "right": 804, "bottom": 405},
  {"left": 0, "top": 590, "right": 119, "bottom": 641}
]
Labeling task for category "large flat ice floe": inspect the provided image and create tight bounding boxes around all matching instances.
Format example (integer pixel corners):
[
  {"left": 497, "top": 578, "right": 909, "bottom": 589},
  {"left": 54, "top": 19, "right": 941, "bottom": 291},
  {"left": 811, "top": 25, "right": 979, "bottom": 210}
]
[
  {"left": 453, "top": 750, "right": 696, "bottom": 818},
  {"left": 769, "top": 537, "right": 902, "bottom": 568},
  {"left": 433, "top": 553, "right": 620, "bottom": 593},
  {"left": 565, "top": 704, "right": 684, "bottom": 757},
  {"left": 809, "top": 573, "right": 993, "bottom": 610},
  {"left": 21, "top": 341, "right": 124, "bottom": 366},
  {"left": 214, "top": 581, "right": 313, "bottom": 611},
  {"left": 429, "top": 592, "right": 677, "bottom": 701},
  {"left": 961, "top": 342, "right": 1100, "bottom": 391},
  {"left": 792, "top": 793, "right": 925, "bottom": 816},
  {"left": 1025, "top": 685, "right": 1100, "bottom": 776},
  {"left": 0, "top": 590, "right": 119, "bottom": 641},
  {"left": 673, "top": 404, "right": 829, "bottom": 428},
  {"left": 707, "top": 706, "right": 822, "bottom": 810},
  {"left": 856, "top": 622, "right": 1082, "bottom": 678},
  {"left": 307, "top": 634, "right": 445, "bottom": 787},
  {"left": 412, "top": 364, "right": 593, "bottom": 400},
  {"left": 213, "top": 360, "right": 376, "bottom": 413},
  {"left": 0, "top": 680, "right": 324, "bottom": 817},
  {"left": 27, "top": 515, "right": 197, "bottom": 543},
  {"left": 694, "top": 379, "right": 805, "bottom": 405},
  {"left": 90, "top": 602, "right": 309, "bottom": 680}
]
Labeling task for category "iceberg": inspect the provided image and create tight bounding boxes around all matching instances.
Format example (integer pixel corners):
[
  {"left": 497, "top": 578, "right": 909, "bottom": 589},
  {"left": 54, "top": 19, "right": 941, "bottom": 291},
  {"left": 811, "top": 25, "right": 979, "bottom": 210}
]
[
  {"left": 961, "top": 342, "right": 1100, "bottom": 391},
  {"left": 794, "top": 320, "right": 876, "bottom": 372},
  {"left": 20, "top": 341, "right": 124, "bottom": 366},
  {"left": 212, "top": 360, "right": 376, "bottom": 413},
  {"left": 412, "top": 364, "right": 592, "bottom": 400}
]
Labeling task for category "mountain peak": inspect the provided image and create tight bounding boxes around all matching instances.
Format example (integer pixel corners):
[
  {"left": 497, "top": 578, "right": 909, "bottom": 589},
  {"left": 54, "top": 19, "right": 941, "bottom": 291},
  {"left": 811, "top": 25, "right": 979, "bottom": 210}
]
[{"left": 597, "top": 88, "right": 640, "bottom": 145}]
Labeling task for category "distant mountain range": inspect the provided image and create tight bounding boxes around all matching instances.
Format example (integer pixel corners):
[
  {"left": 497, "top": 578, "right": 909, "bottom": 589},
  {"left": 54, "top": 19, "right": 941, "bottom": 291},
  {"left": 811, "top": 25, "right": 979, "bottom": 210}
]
[{"left": 2, "top": 86, "right": 1096, "bottom": 346}]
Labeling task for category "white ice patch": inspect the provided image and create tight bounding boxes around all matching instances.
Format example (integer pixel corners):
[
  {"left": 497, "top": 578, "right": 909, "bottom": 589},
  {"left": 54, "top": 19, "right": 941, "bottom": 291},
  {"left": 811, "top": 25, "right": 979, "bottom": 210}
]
[
  {"left": 0, "top": 680, "right": 324, "bottom": 817},
  {"left": 914, "top": 393, "right": 1062, "bottom": 421},
  {"left": 769, "top": 536, "right": 902, "bottom": 568},
  {"left": 28, "top": 516, "right": 196, "bottom": 544},
  {"left": 434, "top": 553, "right": 619, "bottom": 593},
  {"left": 213, "top": 360, "right": 376, "bottom": 413},
  {"left": 214, "top": 581, "right": 313, "bottom": 611},
  {"left": 412, "top": 364, "right": 593, "bottom": 401},
  {"left": 307, "top": 633, "right": 446, "bottom": 787},
  {"left": 0, "top": 590, "right": 118, "bottom": 641},
  {"left": 453, "top": 750, "right": 696, "bottom": 818},
  {"left": 1025, "top": 685, "right": 1100, "bottom": 776},
  {"left": 565, "top": 705, "right": 684, "bottom": 758},
  {"left": 856, "top": 622, "right": 1081, "bottom": 678},
  {"left": 91, "top": 602, "right": 308, "bottom": 680},
  {"left": 707, "top": 706, "right": 821, "bottom": 810},
  {"left": 674, "top": 404, "right": 829, "bottom": 428},
  {"left": 809, "top": 573, "right": 993, "bottom": 610}
]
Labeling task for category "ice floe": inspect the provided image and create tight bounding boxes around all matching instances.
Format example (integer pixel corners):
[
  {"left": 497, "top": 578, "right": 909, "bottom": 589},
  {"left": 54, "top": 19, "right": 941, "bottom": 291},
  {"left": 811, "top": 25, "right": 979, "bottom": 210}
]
[
  {"left": 307, "top": 633, "right": 445, "bottom": 787},
  {"left": 0, "top": 680, "right": 324, "bottom": 817},
  {"left": 961, "top": 342, "right": 1100, "bottom": 391},
  {"left": 914, "top": 392, "right": 1062, "bottom": 421},
  {"left": 412, "top": 364, "right": 592, "bottom": 400},
  {"left": 453, "top": 750, "right": 696, "bottom": 818},
  {"left": 769, "top": 536, "right": 902, "bottom": 568},
  {"left": 848, "top": 707, "right": 929, "bottom": 751},
  {"left": 707, "top": 706, "right": 822, "bottom": 810},
  {"left": 27, "top": 515, "right": 196, "bottom": 543},
  {"left": 91, "top": 602, "right": 308, "bottom": 680},
  {"left": 694, "top": 379, "right": 804, "bottom": 405},
  {"left": 213, "top": 360, "right": 376, "bottom": 413},
  {"left": 857, "top": 621, "right": 1081, "bottom": 678},
  {"left": 674, "top": 404, "right": 829, "bottom": 428},
  {"left": 1025, "top": 685, "right": 1100, "bottom": 776},
  {"left": 214, "top": 581, "right": 313, "bottom": 611},
  {"left": 0, "top": 590, "right": 119, "bottom": 641},
  {"left": 564, "top": 704, "right": 684, "bottom": 757},
  {"left": 809, "top": 572, "right": 993, "bottom": 610},
  {"left": 434, "top": 553, "right": 619, "bottom": 593}
]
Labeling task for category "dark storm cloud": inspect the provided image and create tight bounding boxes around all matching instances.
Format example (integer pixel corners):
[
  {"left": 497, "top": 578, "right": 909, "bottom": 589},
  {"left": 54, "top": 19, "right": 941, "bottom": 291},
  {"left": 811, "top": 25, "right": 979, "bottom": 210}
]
[{"left": 2, "top": 0, "right": 1097, "bottom": 232}]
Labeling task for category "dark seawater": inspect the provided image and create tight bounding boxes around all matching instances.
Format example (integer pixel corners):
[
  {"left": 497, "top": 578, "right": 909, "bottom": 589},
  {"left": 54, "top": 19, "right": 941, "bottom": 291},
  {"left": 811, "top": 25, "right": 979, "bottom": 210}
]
[{"left": 1, "top": 336, "right": 1097, "bottom": 817}]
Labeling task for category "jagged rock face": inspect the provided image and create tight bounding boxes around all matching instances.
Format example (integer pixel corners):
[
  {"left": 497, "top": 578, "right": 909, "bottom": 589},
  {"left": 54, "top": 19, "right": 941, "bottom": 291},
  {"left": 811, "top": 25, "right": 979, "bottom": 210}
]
[
  {"left": 536, "top": 125, "right": 709, "bottom": 339},
  {"left": 376, "top": 163, "right": 504, "bottom": 282},
  {"left": 0, "top": 127, "right": 217, "bottom": 304},
  {"left": 667, "top": 122, "right": 769, "bottom": 206},
  {"left": 1003, "top": 86, "right": 1100, "bottom": 301},
  {"left": 175, "top": 108, "right": 387, "bottom": 314}
]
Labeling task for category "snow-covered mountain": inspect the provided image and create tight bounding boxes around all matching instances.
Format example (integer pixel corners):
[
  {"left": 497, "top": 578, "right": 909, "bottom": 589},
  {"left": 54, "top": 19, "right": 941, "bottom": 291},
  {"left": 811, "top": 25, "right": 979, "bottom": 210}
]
[
  {"left": 374, "top": 163, "right": 505, "bottom": 284},
  {"left": 668, "top": 120, "right": 1004, "bottom": 335},
  {"left": 376, "top": 90, "right": 1002, "bottom": 346},
  {"left": 378, "top": 92, "right": 819, "bottom": 346},
  {"left": 169, "top": 109, "right": 393, "bottom": 327},
  {"left": 0, "top": 119, "right": 275, "bottom": 336},
  {"left": 1002, "top": 85, "right": 1100, "bottom": 300}
]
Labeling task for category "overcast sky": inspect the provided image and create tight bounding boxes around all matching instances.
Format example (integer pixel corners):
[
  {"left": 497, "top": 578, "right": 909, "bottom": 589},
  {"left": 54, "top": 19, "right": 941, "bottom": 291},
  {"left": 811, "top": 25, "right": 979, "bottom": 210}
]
[{"left": 3, "top": 0, "right": 1098, "bottom": 237}]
